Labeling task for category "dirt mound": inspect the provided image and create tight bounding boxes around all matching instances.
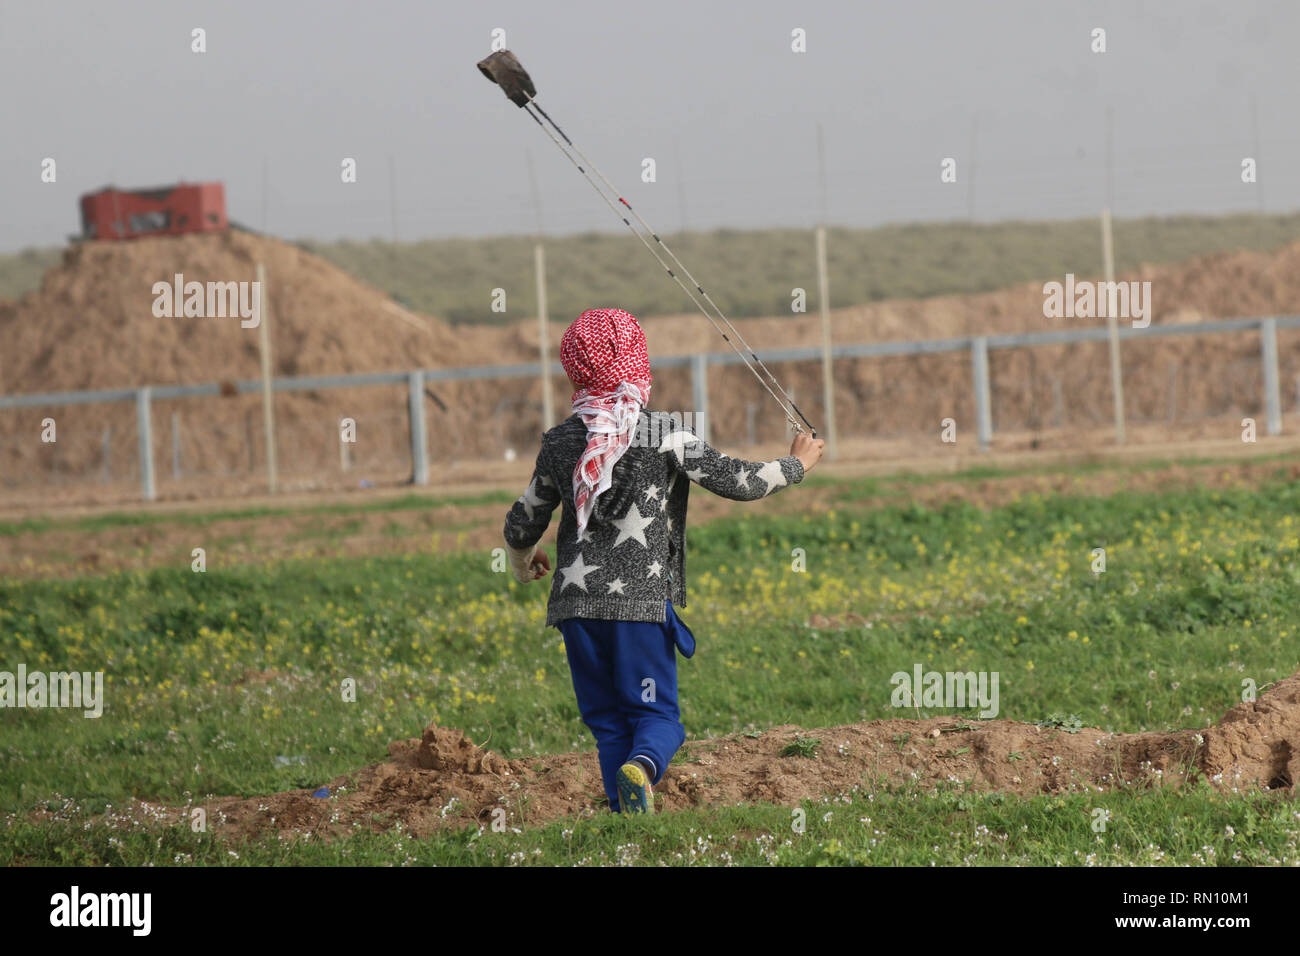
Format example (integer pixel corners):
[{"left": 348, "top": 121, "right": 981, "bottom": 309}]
[
  {"left": 132, "top": 668, "right": 1299, "bottom": 842},
  {"left": 637, "top": 242, "right": 1300, "bottom": 354},
  {"left": 626, "top": 241, "right": 1300, "bottom": 445},
  {"left": 0, "top": 230, "right": 530, "bottom": 480},
  {"left": 0, "top": 230, "right": 463, "bottom": 390},
  {"left": 1203, "top": 674, "right": 1300, "bottom": 790}
]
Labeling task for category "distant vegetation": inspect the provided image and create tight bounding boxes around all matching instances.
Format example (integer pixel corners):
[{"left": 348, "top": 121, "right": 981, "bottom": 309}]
[
  {"left": 0, "top": 246, "right": 62, "bottom": 302},
  {"left": 3, "top": 212, "right": 1298, "bottom": 324}
]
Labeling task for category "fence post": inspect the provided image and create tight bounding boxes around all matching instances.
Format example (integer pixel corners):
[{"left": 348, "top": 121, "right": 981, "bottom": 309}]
[
  {"left": 1260, "top": 317, "right": 1282, "bottom": 436},
  {"left": 171, "top": 412, "right": 182, "bottom": 478},
  {"left": 408, "top": 370, "right": 428, "bottom": 485},
  {"left": 815, "top": 224, "right": 838, "bottom": 460},
  {"left": 534, "top": 242, "right": 555, "bottom": 431},
  {"left": 971, "top": 337, "right": 992, "bottom": 452},
  {"left": 1101, "top": 207, "right": 1126, "bottom": 444},
  {"left": 691, "top": 353, "right": 711, "bottom": 443},
  {"left": 1166, "top": 362, "right": 1178, "bottom": 423},
  {"left": 256, "top": 262, "right": 279, "bottom": 494},
  {"left": 136, "top": 386, "right": 155, "bottom": 501}
]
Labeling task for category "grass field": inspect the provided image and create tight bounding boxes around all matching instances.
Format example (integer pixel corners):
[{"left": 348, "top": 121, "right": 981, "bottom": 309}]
[
  {"left": 2, "top": 460, "right": 1299, "bottom": 865},
  {"left": 3, "top": 211, "right": 1299, "bottom": 324}
]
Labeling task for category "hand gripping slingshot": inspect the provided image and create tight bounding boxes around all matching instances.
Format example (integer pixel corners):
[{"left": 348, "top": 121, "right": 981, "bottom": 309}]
[{"left": 478, "top": 49, "right": 818, "bottom": 438}]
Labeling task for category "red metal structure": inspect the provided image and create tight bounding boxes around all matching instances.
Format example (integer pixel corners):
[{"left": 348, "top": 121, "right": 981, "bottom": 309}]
[{"left": 79, "top": 182, "right": 227, "bottom": 240}]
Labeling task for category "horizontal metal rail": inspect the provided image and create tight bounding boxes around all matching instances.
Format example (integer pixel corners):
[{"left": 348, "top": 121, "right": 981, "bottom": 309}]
[{"left": 3, "top": 313, "right": 1293, "bottom": 410}]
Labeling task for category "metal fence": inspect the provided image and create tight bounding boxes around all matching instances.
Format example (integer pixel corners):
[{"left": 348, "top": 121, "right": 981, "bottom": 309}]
[{"left": 1, "top": 314, "right": 1296, "bottom": 502}]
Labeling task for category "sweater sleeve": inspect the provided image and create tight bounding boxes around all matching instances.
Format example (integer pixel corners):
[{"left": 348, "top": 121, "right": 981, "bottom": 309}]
[
  {"left": 658, "top": 420, "right": 804, "bottom": 501},
  {"left": 503, "top": 446, "right": 563, "bottom": 551}
]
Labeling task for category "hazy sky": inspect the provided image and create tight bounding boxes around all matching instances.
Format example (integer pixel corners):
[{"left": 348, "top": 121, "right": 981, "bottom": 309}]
[{"left": 1, "top": 0, "right": 1296, "bottom": 252}]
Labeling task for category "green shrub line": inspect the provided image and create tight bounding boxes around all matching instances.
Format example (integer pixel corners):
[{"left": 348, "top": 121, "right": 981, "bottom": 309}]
[{"left": 3, "top": 212, "right": 1298, "bottom": 323}]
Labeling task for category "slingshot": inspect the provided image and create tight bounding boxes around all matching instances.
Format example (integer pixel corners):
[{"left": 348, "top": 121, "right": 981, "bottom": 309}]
[{"left": 478, "top": 50, "right": 818, "bottom": 437}]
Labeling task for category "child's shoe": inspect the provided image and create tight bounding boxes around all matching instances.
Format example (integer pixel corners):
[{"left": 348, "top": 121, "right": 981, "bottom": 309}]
[{"left": 616, "top": 761, "right": 655, "bottom": 815}]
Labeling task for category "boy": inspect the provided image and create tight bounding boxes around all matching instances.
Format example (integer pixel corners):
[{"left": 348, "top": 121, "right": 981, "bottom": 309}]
[{"left": 503, "top": 308, "right": 824, "bottom": 813}]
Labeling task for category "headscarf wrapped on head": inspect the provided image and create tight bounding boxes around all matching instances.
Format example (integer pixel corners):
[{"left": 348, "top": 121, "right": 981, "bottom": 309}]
[{"left": 560, "top": 308, "right": 653, "bottom": 542}]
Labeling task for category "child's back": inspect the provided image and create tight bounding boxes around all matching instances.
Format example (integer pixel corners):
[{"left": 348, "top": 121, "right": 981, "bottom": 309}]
[
  {"left": 506, "top": 408, "right": 808, "bottom": 627},
  {"left": 502, "top": 308, "right": 823, "bottom": 813}
]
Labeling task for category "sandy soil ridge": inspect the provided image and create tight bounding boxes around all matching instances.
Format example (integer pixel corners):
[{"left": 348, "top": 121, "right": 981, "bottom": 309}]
[{"left": 137, "top": 669, "right": 1299, "bottom": 841}]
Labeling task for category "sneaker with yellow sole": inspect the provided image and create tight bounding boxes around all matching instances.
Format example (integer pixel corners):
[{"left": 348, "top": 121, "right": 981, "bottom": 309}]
[{"left": 616, "top": 761, "right": 655, "bottom": 814}]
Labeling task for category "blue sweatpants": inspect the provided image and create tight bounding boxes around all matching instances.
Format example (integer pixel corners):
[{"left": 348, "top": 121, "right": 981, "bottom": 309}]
[{"left": 558, "top": 601, "right": 693, "bottom": 812}]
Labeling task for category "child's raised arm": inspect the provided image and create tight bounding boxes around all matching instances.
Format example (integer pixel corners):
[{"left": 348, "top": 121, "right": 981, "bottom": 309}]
[
  {"left": 502, "top": 448, "right": 562, "bottom": 582},
  {"left": 660, "top": 421, "right": 824, "bottom": 502}
]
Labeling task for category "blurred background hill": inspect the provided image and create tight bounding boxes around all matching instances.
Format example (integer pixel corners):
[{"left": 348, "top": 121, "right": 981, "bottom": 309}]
[{"left": 3, "top": 212, "right": 1299, "bottom": 325}]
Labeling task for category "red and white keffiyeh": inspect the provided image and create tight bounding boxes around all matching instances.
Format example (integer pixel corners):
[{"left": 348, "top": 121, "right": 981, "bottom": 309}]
[{"left": 560, "top": 308, "right": 653, "bottom": 542}]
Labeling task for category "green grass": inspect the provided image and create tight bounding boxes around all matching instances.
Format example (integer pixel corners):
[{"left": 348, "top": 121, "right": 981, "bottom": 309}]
[
  {"left": 3, "top": 212, "right": 1299, "bottom": 323},
  {"left": 1, "top": 472, "right": 1298, "bottom": 864},
  {"left": 6, "top": 782, "right": 1295, "bottom": 866},
  {"left": 778, "top": 736, "right": 822, "bottom": 759}
]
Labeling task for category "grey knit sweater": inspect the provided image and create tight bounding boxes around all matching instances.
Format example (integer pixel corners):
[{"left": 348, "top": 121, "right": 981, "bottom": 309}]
[{"left": 503, "top": 410, "right": 805, "bottom": 627}]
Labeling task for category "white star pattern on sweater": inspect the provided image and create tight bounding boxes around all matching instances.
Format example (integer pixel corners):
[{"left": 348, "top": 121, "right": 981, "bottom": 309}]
[
  {"left": 644, "top": 484, "right": 661, "bottom": 502},
  {"left": 606, "top": 578, "right": 627, "bottom": 595},
  {"left": 756, "top": 459, "right": 789, "bottom": 495},
  {"left": 734, "top": 466, "right": 752, "bottom": 490},
  {"left": 611, "top": 501, "right": 654, "bottom": 548},
  {"left": 660, "top": 476, "right": 681, "bottom": 512},
  {"left": 558, "top": 553, "right": 599, "bottom": 592},
  {"left": 686, "top": 467, "right": 707, "bottom": 482},
  {"left": 647, "top": 560, "right": 663, "bottom": 578},
  {"left": 657, "top": 430, "right": 700, "bottom": 465},
  {"left": 517, "top": 477, "right": 546, "bottom": 520}
]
